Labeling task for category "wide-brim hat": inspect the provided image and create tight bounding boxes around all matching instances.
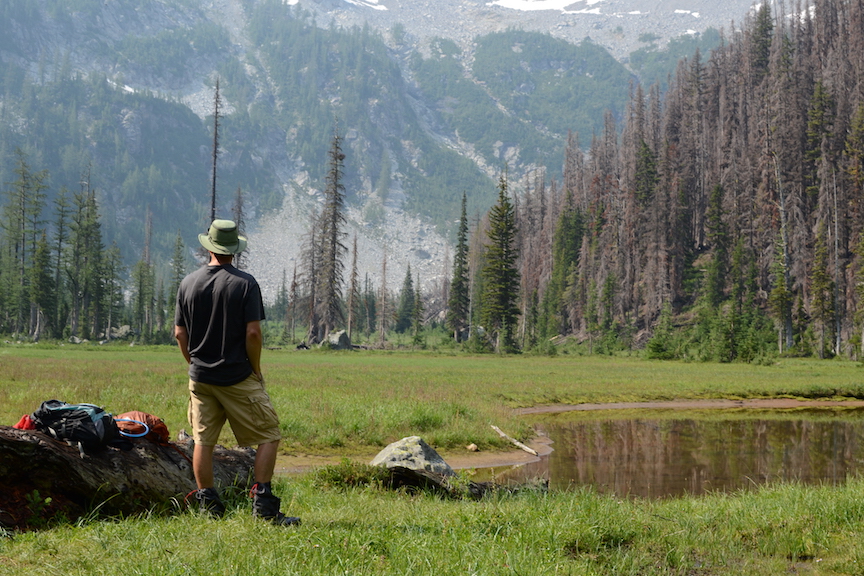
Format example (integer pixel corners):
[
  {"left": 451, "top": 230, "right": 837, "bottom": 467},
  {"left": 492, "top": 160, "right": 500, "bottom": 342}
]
[{"left": 198, "top": 219, "right": 247, "bottom": 255}]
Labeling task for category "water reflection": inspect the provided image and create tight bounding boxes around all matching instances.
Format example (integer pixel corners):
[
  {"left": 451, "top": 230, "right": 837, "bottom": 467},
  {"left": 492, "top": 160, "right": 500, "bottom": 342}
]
[{"left": 496, "top": 410, "right": 864, "bottom": 498}]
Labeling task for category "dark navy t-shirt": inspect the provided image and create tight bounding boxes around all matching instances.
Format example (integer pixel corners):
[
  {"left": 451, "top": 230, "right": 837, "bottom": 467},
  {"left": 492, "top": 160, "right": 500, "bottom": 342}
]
[{"left": 174, "top": 264, "right": 266, "bottom": 386}]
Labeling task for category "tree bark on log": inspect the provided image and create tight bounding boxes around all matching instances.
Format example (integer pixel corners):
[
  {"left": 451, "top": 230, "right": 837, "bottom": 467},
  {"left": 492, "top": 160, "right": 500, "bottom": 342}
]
[{"left": 0, "top": 426, "right": 255, "bottom": 530}]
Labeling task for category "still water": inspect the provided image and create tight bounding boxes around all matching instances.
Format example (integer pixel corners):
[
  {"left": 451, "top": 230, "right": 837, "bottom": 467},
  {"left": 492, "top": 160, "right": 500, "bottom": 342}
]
[{"left": 495, "top": 410, "right": 864, "bottom": 498}]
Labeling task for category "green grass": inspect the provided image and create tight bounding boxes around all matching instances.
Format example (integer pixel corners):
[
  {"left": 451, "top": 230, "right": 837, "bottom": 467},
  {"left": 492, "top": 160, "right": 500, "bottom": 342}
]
[
  {"left": 5, "top": 344, "right": 864, "bottom": 573},
  {"left": 3, "top": 343, "right": 864, "bottom": 457},
  {"left": 5, "top": 475, "right": 864, "bottom": 574}
]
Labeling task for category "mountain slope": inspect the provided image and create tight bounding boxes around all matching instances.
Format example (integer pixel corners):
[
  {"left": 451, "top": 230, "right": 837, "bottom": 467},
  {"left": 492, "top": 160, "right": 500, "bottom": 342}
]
[{"left": 0, "top": 0, "right": 737, "bottom": 298}]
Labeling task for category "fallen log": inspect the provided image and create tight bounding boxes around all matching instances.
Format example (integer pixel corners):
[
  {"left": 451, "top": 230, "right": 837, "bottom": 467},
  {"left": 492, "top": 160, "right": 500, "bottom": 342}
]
[{"left": 0, "top": 426, "right": 255, "bottom": 530}]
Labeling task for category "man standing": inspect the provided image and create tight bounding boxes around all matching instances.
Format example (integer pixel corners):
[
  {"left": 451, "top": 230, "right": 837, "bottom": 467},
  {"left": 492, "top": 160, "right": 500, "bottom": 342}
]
[{"left": 174, "top": 219, "right": 300, "bottom": 526}]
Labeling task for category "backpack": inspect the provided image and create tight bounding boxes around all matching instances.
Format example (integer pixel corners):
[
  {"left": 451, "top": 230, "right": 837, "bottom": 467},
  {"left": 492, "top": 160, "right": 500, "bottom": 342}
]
[
  {"left": 115, "top": 411, "right": 171, "bottom": 445},
  {"left": 31, "top": 400, "right": 120, "bottom": 454}
]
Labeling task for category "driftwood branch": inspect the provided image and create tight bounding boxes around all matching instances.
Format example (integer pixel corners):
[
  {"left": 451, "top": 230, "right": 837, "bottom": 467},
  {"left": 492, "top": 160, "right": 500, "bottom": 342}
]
[
  {"left": 0, "top": 426, "right": 254, "bottom": 530},
  {"left": 491, "top": 425, "right": 538, "bottom": 456}
]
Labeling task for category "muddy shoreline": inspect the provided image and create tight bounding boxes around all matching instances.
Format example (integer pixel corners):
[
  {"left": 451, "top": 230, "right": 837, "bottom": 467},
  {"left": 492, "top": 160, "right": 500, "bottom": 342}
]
[{"left": 277, "top": 398, "right": 864, "bottom": 474}]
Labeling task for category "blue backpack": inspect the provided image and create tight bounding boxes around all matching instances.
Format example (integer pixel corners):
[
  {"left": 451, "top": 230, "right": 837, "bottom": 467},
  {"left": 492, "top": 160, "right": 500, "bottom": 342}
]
[{"left": 31, "top": 400, "right": 122, "bottom": 454}]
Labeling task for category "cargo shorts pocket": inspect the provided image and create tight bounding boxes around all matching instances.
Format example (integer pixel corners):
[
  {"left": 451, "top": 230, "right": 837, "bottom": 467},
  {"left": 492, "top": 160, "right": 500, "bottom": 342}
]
[{"left": 248, "top": 394, "right": 279, "bottom": 430}]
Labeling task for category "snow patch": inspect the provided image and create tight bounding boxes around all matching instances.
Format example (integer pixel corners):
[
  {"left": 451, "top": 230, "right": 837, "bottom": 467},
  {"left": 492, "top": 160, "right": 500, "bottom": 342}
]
[
  {"left": 486, "top": 0, "right": 604, "bottom": 12},
  {"left": 674, "top": 10, "right": 700, "bottom": 18},
  {"left": 343, "top": 0, "right": 388, "bottom": 10}
]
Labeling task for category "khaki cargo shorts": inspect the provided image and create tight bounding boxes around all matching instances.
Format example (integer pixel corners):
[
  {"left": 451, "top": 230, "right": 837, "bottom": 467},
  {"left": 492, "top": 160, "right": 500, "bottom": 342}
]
[{"left": 188, "top": 373, "right": 282, "bottom": 447}]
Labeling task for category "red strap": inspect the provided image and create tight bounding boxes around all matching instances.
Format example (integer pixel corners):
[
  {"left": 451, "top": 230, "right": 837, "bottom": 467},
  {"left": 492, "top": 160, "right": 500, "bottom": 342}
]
[{"left": 13, "top": 414, "right": 36, "bottom": 430}]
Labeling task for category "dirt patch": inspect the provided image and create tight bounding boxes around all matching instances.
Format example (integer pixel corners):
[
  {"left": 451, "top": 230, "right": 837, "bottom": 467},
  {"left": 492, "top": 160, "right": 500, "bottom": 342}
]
[{"left": 515, "top": 398, "right": 864, "bottom": 415}]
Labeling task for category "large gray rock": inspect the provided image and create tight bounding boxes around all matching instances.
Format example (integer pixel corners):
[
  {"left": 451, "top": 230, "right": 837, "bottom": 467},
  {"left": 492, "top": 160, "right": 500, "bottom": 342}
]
[
  {"left": 370, "top": 436, "right": 455, "bottom": 477},
  {"left": 324, "top": 330, "right": 351, "bottom": 350}
]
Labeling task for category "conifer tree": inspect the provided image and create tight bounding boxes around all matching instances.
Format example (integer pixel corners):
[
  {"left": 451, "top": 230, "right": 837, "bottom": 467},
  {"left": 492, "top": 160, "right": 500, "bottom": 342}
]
[
  {"left": 66, "top": 175, "right": 103, "bottom": 339},
  {"left": 481, "top": 175, "right": 520, "bottom": 352},
  {"left": 446, "top": 192, "right": 470, "bottom": 341},
  {"left": 51, "top": 188, "right": 71, "bottom": 337},
  {"left": 395, "top": 265, "right": 414, "bottom": 333},
  {"left": 810, "top": 222, "right": 834, "bottom": 358},
  {"left": 412, "top": 276, "right": 424, "bottom": 345},
  {"left": 346, "top": 235, "right": 359, "bottom": 340},
  {"left": 102, "top": 242, "right": 124, "bottom": 342},
  {"left": 169, "top": 231, "right": 186, "bottom": 304},
  {"left": 704, "top": 185, "right": 729, "bottom": 308},
  {"left": 29, "top": 231, "right": 54, "bottom": 341},
  {"left": 3, "top": 149, "right": 48, "bottom": 335},
  {"left": 232, "top": 186, "right": 247, "bottom": 270},
  {"left": 316, "top": 128, "right": 347, "bottom": 339}
]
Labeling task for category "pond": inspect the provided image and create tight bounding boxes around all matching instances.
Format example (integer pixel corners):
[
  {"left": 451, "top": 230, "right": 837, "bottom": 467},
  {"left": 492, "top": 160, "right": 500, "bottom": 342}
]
[{"left": 492, "top": 408, "right": 864, "bottom": 498}]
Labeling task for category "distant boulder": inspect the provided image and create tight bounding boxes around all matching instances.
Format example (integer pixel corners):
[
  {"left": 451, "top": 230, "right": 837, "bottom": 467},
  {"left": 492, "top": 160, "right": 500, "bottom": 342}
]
[
  {"left": 324, "top": 330, "right": 351, "bottom": 350},
  {"left": 370, "top": 435, "right": 455, "bottom": 477}
]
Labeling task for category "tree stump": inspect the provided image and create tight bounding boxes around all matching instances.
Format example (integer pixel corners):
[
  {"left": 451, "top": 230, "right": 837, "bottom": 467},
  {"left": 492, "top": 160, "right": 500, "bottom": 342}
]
[{"left": 0, "top": 426, "right": 255, "bottom": 530}]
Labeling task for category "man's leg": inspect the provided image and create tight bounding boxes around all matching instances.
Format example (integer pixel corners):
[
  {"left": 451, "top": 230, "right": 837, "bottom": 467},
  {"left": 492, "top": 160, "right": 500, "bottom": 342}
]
[
  {"left": 189, "top": 443, "right": 225, "bottom": 517},
  {"left": 250, "top": 440, "right": 300, "bottom": 526},
  {"left": 193, "top": 443, "right": 216, "bottom": 488},
  {"left": 253, "top": 440, "right": 279, "bottom": 483}
]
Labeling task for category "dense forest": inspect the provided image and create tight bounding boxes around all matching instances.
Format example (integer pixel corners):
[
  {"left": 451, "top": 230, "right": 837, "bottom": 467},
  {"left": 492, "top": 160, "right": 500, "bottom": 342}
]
[{"left": 485, "top": 0, "right": 864, "bottom": 361}]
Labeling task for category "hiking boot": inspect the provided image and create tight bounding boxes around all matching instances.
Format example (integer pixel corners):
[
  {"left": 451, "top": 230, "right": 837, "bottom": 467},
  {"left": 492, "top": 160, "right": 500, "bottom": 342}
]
[
  {"left": 250, "top": 482, "right": 301, "bottom": 527},
  {"left": 188, "top": 487, "right": 226, "bottom": 518}
]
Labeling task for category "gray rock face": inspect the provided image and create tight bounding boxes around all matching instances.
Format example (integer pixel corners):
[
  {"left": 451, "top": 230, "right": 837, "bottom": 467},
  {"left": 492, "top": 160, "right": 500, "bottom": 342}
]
[{"left": 370, "top": 436, "right": 456, "bottom": 477}]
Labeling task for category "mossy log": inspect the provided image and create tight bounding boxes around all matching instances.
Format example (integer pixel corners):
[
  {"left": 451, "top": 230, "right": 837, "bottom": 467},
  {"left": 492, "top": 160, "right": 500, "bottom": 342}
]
[{"left": 0, "top": 426, "right": 254, "bottom": 530}]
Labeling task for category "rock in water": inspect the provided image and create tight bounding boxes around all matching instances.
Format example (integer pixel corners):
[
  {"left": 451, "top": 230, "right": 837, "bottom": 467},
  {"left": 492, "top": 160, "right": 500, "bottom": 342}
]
[{"left": 370, "top": 436, "right": 455, "bottom": 477}]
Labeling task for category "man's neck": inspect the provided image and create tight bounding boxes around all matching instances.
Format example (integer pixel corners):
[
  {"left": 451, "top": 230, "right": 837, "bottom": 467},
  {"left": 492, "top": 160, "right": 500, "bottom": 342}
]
[{"left": 209, "top": 252, "right": 234, "bottom": 266}]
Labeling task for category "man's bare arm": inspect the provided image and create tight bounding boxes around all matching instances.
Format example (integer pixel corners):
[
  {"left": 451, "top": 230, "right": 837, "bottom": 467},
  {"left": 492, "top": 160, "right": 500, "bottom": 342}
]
[
  {"left": 246, "top": 320, "right": 263, "bottom": 379},
  {"left": 175, "top": 325, "right": 191, "bottom": 364}
]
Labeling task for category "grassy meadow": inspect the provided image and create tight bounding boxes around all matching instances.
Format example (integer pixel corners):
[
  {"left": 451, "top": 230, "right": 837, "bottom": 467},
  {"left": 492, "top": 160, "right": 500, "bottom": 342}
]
[{"left": 4, "top": 343, "right": 864, "bottom": 574}]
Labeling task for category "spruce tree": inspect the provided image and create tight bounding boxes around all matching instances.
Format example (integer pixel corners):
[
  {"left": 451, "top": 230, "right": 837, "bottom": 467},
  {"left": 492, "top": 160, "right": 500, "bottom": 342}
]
[
  {"left": 412, "top": 276, "right": 424, "bottom": 346},
  {"left": 481, "top": 175, "right": 520, "bottom": 353},
  {"left": 810, "top": 222, "right": 834, "bottom": 358},
  {"left": 704, "top": 184, "right": 729, "bottom": 308},
  {"left": 316, "top": 128, "right": 347, "bottom": 339},
  {"left": 446, "top": 193, "right": 470, "bottom": 341},
  {"left": 395, "top": 265, "right": 414, "bottom": 333},
  {"left": 169, "top": 231, "right": 186, "bottom": 304}
]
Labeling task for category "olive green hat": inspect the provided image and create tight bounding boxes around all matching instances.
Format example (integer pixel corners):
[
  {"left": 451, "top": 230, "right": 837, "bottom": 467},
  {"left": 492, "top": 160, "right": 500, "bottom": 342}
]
[{"left": 198, "top": 219, "right": 247, "bottom": 255}]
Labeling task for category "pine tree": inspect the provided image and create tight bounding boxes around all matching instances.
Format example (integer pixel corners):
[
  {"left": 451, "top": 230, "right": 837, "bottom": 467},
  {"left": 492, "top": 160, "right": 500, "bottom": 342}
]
[
  {"left": 2, "top": 149, "right": 48, "bottom": 336},
  {"left": 704, "top": 184, "right": 729, "bottom": 308},
  {"left": 316, "top": 128, "right": 347, "bottom": 339},
  {"left": 51, "top": 188, "right": 71, "bottom": 338},
  {"left": 395, "top": 265, "right": 414, "bottom": 333},
  {"left": 232, "top": 186, "right": 247, "bottom": 270},
  {"left": 634, "top": 139, "right": 658, "bottom": 205},
  {"left": 66, "top": 176, "right": 104, "bottom": 339},
  {"left": 810, "top": 222, "right": 834, "bottom": 358},
  {"left": 481, "top": 175, "right": 520, "bottom": 352},
  {"left": 169, "top": 231, "right": 186, "bottom": 304},
  {"left": 446, "top": 192, "right": 470, "bottom": 341},
  {"left": 102, "top": 242, "right": 125, "bottom": 342},
  {"left": 300, "top": 210, "right": 322, "bottom": 343},
  {"left": 29, "top": 231, "right": 54, "bottom": 341},
  {"left": 346, "top": 235, "right": 359, "bottom": 340},
  {"left": 412, "top": 276, "right": 424, "bottom": 346},
  {"left": 543, "top": 192, "right": 583, "bottom": 336},
  {"left": 209, "top": 78, "right": 221, "bottom": 223}
]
